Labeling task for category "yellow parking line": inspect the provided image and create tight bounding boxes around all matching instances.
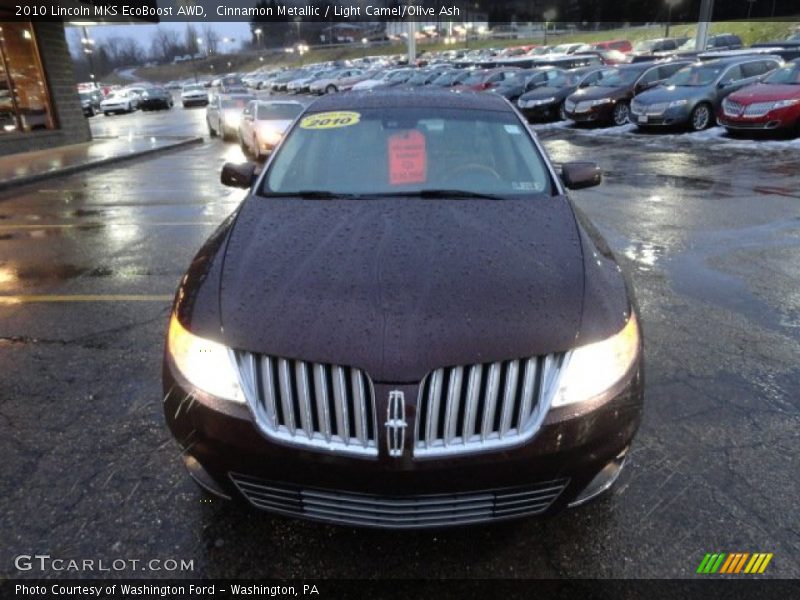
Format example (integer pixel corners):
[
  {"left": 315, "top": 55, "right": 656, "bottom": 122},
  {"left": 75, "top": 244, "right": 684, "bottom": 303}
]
[
  {"left": 0, "top": 294, "right": 172, "bottom": 303},
  {"left": 0, "top": 222, "right": 217, "bottom": 230}
]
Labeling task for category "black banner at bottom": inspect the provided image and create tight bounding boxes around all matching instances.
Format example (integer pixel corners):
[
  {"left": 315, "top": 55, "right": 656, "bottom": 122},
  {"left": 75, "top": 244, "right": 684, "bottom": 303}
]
[{"left": 2, "top": 579, "right": 800, "bottom": 600}]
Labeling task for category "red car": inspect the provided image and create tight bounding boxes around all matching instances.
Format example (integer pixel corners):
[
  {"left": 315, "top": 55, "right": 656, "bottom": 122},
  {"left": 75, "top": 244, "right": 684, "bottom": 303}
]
[
  {"left": 593, "top": 39, "right": 633, "bottom": 54},
  {"left": 719, "top": 59, "right": 800, "bottom": 135},
  {"left": 457, "top": 67, "right": 520, "bottom": 92}
]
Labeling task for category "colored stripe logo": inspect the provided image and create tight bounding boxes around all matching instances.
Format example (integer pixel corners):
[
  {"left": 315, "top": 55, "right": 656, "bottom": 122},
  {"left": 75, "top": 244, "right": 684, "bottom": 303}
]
[{"left": 697, "top": 553, "right": 773, "bottom": 574}]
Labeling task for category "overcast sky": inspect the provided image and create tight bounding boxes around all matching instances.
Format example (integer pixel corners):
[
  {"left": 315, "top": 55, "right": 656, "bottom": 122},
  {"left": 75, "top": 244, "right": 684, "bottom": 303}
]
[{"left": 66, "top": 22, "right": 252, "bottom": 56}]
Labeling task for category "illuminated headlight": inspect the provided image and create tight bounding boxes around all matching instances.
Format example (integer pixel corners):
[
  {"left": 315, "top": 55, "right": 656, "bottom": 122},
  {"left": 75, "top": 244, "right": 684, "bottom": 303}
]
[
  {"left": 519, "top": 97, "right": 556, "bottom": 108},
  {"left": 167, "top": 313, "right": 245, "bottom": 403},
  {"left": 552, "top": 314, "right": 640, "bottom": 408},
  {"left": 261, "top": 128, "right": 282, "bottom": 147},
  {"left": 773, "top": 99, "right": 800, "bottom": 109},
  {"left": 589, "top": 98, "right": 614, "bottom": 107},
  {"left": 668, "top": 99, "right": 689, "bottom": 108},
  {"left": 223, "top": 113, "right": 241, "bottom": 127}
]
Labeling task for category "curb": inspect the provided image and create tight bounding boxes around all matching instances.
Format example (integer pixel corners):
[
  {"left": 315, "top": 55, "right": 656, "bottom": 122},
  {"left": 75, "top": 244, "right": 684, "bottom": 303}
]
[{"left": 0, "top": 136, "right": 204, "bottom": 193}]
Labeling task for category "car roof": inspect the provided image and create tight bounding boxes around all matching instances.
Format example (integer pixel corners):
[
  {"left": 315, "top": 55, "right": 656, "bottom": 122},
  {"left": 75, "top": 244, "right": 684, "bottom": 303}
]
[
  {"left": 697, "top": 56, "right": 780, "bottom": 66},
  {"left": 307, "top": 89, "right": 513, "bottom": 113}
]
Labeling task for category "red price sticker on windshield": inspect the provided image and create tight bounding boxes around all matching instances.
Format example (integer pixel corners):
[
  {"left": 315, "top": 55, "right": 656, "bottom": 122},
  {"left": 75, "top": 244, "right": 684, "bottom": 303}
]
[{"left": 388, "top": 130, "right": 427, "bottom": 186}]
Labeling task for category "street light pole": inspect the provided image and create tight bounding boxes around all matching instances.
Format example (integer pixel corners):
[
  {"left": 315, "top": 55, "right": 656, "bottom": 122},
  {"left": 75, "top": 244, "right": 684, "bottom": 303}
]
[{"left": 695, "top": 0, "right": 713, "bottom": 52}]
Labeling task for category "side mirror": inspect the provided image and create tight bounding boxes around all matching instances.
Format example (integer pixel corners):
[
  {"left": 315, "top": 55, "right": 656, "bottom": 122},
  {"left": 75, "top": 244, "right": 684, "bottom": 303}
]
[
  {"left": 562, "top": 161, "right": 602, "bottom": 190},
  {"left": 221, "top": 162, "right": 257, "bottom": 189}
]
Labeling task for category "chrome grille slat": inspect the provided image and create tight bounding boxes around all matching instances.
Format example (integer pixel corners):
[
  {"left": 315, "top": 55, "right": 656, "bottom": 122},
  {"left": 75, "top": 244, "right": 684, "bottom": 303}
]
[
  {"left": 499, "top": 360, "right": 519, "bottom": 438},
  {"left": 233, "top": 352, "right": 377, "bottom": 456},
  {"left": 416, "top": 353, "right": 566, "bottom": 457},
  {"left": 480, "top": 362, "right": 501, "bottom": 442},
  {"left": 313, "top": 364, "right": 331, "bottom": 442},
  {"left": 230, "top": 474, "right": 569, "bottom": 528}
]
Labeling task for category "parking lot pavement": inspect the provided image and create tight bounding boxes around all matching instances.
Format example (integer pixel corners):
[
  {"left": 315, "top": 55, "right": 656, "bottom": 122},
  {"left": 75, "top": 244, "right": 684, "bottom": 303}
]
[{"left": 0, "top": 105, "right": 798, "bottom": 579}]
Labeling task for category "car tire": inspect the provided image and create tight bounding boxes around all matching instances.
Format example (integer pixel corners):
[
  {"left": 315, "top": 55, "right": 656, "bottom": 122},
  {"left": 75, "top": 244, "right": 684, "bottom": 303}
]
[
  {"left": 104, "top": 112, "right": 111, "bottom": 117},
  {"left": 690, "top": 103, "right": 713, "bottom": 131},
  {"left": 612, "top": 102, "right": 630, "bottom": 126},
  {"left": 326, "top": 85, "right": 337, "bottom": 94},
  {"left": 208, "top": 120, "right": 217, "bottom": 137}
]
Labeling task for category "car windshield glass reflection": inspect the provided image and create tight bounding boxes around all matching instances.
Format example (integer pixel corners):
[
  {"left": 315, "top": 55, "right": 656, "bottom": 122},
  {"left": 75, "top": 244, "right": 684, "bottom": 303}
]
[
  {"left": 222, "top": 98, "right": 249, "bottom": 109},
  {"left": 667, "top": 65, "right": 724, "bottom": 87},
  {"left": 589, "top": 69, "right": 639, "bottom": 87},
  {"left": 256, "top": 103, "right": 303, "bottom": 120},
  {"left": 263, "top": 108, "right": 552, "bottom": 198},
  {"left": 764, "top": 64, "right": 800, "bottom": 84}
]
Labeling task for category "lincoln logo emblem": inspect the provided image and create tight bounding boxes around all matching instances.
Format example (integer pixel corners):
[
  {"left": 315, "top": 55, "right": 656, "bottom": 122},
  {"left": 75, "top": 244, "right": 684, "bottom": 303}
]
[{"left": 385, "top": 390, "right": 407, "bottom": 457}]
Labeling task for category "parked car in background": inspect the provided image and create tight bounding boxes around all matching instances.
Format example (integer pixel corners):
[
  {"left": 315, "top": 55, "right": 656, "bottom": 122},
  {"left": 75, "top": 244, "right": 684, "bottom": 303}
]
[
  {"left": 238, "top": 100, "right": 304, "bottom": 159},
  {"left": 309, "top": 68, "right": 366, "bottom": 94},
  {"left": 630, "top": 37, "right": 690, "bottom": 61},
  {"left": 459, "top": 67, "right": 520, "bottom": 92},
  {"left": 593, "top": 39, "right": 633, "bottom": 54},
  {"left": 206, "top": 93, "right": 256, "bottom": 140},
  {"left": 518, "top": 66, "right": 605, "bottom": 121},
  {"left": 403, "top": 69, "right": 442, "bottom": 88},
  {"left": 490, "top": 67, "right": 562, "bottom": 102},
  {"left": 79, "top": 90, "right": 102, "bottom": 117},
  {"left": 718, "top": 58, "right": 800, "bottom": 135},
  {"left": 181, "top": 84, "right": 209, "bottom": 108},
  {"left": 218, "top": 75, "right": 245, "bottom": 93},
  {"left": 139, "top": 87, "right": 173, "bottom": 111},
  {"left": 631, "top": 57, "right": 782, "bottom": 131},
  {"left": 431, "top": 68, "right": 473, "bottom": 88},
  {"left": 676, "top": 33, "right": 743, "bottom": 53},
  {"left": 100, "top": 90, "right": 138, "bottom": 115},
  {"left": 565, "top": 61, "right": 690, "bottom": 126}
]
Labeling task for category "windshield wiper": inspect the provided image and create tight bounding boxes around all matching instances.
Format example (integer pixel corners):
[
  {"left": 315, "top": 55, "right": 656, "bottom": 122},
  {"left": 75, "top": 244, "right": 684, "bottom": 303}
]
[
  {"left": 269, "top": 190, "right": 360, "bottom": 200},
  {"left": 376, "top": 189, "right": 505, "bottom": 200}
]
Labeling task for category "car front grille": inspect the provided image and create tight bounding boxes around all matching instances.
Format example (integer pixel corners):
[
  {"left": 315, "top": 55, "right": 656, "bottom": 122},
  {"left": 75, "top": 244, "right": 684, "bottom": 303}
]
[
  {"left": 565, "top": 99, "right": 576, "bottom": 112},
  {"left": 632, "top": 101, "right": 667, "bottom": 116},
  {"left": 232, "top": 351, "right": 378, "bottom": 457},
  {"left": 743, "top": 102, "right": 776, "bottom": 118},
  {"left": 414, "top": 354, "right": 566, "bottom": 457},
  {"left": 229, "top": 473, "right": 570, "bottom": 528},
  {"left": 723, "top": 99, "right": 743, "bottom": 116}
]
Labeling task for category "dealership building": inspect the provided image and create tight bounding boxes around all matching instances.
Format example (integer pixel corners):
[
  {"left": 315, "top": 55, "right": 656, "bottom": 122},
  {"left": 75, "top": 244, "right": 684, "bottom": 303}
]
[{"left": 0, "top": 3, "right": 154, "bottom": 157}]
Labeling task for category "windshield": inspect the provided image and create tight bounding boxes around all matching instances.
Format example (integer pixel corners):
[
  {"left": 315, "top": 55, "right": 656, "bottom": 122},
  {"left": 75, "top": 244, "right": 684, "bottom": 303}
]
[
  {"left": 145, "top": 88, "right": 162, "bottom": 95},
  {"left": 221, "top": 97, "right": 252, "bottom": 109},
  {"left": 462, "top": 71, "right": 488, "bottom": 85},
  {"left": 183, "top": 85, "right": 204, "bottom": 92},
  {"left": 666, "top": 64, "right": 723, "bottom": 87},
  {"left": 257, "top": 103, "right": 304, "bottom": 120},
  {"left": 589, "top": 68, "right": 639, "bottom": 87},
  {"left": 763, "top": 64, "right": 800, "bottom": 84},
  {"left": 263, "top": 107, "right": 552, "bottom": 198},
  {"left": 433, "top": 71, "right": 460, "bottom": 85},
  {"left": 550, "top": 71, "right": 582, "bottom": 87}
]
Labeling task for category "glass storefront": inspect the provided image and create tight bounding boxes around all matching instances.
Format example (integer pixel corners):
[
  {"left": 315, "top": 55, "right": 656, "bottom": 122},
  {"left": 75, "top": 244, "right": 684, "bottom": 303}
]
[{"left": 0, "top": 21, "right": 56, "bottom": 134}]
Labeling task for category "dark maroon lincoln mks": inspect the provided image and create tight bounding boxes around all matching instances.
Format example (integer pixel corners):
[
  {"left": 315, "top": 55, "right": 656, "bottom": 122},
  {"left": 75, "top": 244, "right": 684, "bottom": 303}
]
[{"left": 163, "top": 90, "right": 644, "bottom": 528}]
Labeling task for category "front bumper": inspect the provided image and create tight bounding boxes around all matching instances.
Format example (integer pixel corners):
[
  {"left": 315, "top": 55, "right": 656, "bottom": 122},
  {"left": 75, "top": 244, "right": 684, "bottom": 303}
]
[
  {"left": 182, "top": 97, "right": 208, "bottom": 106},
  {"left": 163, "top": 354, "right": 644, "bottom": 527},
  {"left": 718, "top": 110, "right": 800, "bottom": 131},
  {"left": 519, "top": 103, "right": 560, "bottom": 121},
  {"left": 631, "top": 105, "right": 692, "bottom": 127},
  {"left": 565, "top": 102, "right": 616, "bottom": 124}
]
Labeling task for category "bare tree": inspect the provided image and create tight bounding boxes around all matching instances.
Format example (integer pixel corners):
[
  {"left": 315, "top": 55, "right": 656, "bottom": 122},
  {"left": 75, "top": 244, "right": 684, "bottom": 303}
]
[
  {"left": 150, "top": 28, "right": 181, "bottom": 63},
  {"left": 185, "top": 23, "right": 199, "bottom": 56},
  {"left": 201, "top": 24, "right": 220, "bottom": 55}
]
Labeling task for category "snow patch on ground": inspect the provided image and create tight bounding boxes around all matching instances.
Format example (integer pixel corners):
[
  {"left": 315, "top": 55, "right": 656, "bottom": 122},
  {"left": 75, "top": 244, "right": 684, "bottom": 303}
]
[{"left": 533, "top": 119, "right": 800, "bottom": 153}]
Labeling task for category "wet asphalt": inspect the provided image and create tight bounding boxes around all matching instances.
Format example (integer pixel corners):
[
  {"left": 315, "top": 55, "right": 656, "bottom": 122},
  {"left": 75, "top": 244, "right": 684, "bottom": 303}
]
[{"left": 0, "top": 95, "right": 798, "bottom": 579}]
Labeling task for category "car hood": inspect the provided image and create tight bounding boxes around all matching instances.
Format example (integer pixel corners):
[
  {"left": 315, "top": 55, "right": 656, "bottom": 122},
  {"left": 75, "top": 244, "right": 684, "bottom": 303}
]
[
  {"left": 636, "top": 85, "right": 707, "bottom": 103},
  {"left": 257, "top": 119, "right": 293, "bottom": 134},
  {"left": 729, "top": 83, "right": 800, "bottom": 103},
  {"left": 217, "top": 196, "right": 586, "bottom": 382},
  {"left": 569, "top": 85, "right": 628, "bottom": 101}
]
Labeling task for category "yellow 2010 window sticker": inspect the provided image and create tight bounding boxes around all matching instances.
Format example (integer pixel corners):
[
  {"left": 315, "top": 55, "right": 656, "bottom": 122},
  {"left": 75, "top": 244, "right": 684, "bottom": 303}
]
[{"left": 300, "top": 111, "right": 361, "bottom": 130}]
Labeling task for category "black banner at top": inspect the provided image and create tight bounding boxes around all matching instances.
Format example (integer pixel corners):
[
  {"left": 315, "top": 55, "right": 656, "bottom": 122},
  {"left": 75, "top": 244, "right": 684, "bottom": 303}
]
[{"left": 4, "top": 0, "right": 800, "bottom": 23}]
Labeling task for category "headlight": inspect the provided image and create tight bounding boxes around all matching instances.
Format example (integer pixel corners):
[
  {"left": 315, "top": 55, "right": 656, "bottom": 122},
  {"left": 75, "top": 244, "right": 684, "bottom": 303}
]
[
  {"left": 167, "top": 313, "right": 245, "bottom": 403},
  {"left": 773, "top": 98, "right": 800, "bottom": 109},
  {"left": 224, "top": 113, "right": 241, "bottom": 127},
  {"left": 668, "top": 99, "right": 689, "bottom": 108},
  {"left": 262, "top": 128, "right": 282, "bottom": 146},
  {"left": 552, "top": 314, "right": 640, "bottom": 408},
  {"left": 589, "top": 98, "right": 614, "bottom": 107}
]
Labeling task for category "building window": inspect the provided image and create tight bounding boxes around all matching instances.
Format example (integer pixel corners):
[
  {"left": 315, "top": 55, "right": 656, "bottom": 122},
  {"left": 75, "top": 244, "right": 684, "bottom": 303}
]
[{"left": 0, "top": 21, "right": 57, "bottom": 134}]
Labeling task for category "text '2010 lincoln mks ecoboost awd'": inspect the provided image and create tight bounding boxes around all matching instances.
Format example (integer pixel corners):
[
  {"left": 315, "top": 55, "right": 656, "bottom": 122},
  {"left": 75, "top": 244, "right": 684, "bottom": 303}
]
[{"left": 162, "top": 90, "right": 644, "bottom": 529}]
